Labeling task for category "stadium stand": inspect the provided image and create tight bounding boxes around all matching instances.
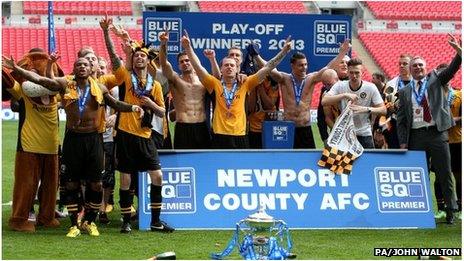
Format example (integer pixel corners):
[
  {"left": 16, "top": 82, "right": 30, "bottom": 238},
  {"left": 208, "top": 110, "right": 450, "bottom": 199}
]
[
  {"left": 2, "top": 0, "right": 461, "bottom": 102},
  {"left": 2, "top": 27, "right": 142, "bottom": 74},
  {"left": 198, "top": 1, "right": 307, "bottom": 14},
  {"left": 364, "top": 1, "right": 462, "bottom": 21},
  {"left": 23, "top": 1, "right": 133, "bottom": 16},
  {"left": 358, "top": 32, "right": 461, "bottom": 89}
]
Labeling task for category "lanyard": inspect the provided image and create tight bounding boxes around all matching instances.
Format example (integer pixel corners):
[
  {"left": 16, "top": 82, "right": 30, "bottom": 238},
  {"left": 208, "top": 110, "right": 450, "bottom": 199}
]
[
  {"left": 131, "top": 73, "right": 153, "bottom": 97},
  {"left": 412, "top": 79, "right": 428, "bottom": 104},
  {"left": 397, "top": 77, "right": 411, "bottom": 90},
  {"left": 221, "top": 79, "right": 238, "bottom": 109},
  {"left": 447, "top": 89, "right": 455, "bottom": 106},
  {"left": 77, "top": 84, "right": 90, "bottom": 118},
  {"left": 291, "top": 73, "right": 306, "bottom": 105}
]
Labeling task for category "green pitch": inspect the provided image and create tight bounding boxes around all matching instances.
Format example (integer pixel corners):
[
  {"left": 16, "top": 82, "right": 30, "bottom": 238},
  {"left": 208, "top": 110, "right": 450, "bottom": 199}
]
[{"left": 2, "top": 120, "right": 461, "bottom": 259}]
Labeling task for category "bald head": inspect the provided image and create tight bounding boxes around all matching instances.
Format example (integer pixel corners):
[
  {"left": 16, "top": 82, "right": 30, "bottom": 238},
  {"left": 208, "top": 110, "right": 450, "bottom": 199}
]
[{"left": 321, "top": 69, "right": 339, "bottom": 87}]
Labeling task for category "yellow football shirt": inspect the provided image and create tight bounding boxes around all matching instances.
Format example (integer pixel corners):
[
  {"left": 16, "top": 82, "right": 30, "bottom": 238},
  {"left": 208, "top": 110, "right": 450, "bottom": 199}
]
[{"left": 201, "top": 73, "right": 260, "bottom": 136}]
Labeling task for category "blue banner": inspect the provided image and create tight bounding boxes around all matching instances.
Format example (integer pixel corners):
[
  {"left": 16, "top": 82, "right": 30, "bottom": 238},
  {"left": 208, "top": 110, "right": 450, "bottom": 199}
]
[
  {"left": 48, "top": 1, "right": 56, "bottom": 53},
  {"left": 138, "top": 150, "right": 435, "bottom": 230},
  {"left": 143, "top": 12, "right": 351, "bottom": 73}
]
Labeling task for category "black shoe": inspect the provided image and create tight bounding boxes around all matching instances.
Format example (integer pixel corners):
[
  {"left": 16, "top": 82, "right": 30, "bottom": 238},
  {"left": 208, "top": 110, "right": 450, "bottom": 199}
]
[
  {"left": 150, "top": 220, "right": 175, "bottom": 233},
  {"left": 99, "top": 213, "right": 110, "bottom": 224},
  {"left": 120, "top": 222, "right": 132, "bottom": 233},
  {"left": 446, "top": 210, "right": 455, "bottom": 224}
]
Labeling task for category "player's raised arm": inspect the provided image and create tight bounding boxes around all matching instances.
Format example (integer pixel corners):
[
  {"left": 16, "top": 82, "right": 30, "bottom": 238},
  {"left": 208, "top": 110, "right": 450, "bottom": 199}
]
[
  {"left": 159, "top": 29, "right": 177, "bottom": 81},
  {"left": 254, "top": 36, "right": 292, "bottom": 83},
  {"left": 181, "top": 30, "right": 210, "bottom": 81},
  {"left": 3, "top": 55, "right": 66, "bottom": 92}
]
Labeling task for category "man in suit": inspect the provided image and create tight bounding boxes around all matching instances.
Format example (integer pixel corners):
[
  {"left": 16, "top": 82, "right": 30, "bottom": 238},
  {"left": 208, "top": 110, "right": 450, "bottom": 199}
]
[{"left": 397, "top": 34, "right": 461, "bottom": 224}]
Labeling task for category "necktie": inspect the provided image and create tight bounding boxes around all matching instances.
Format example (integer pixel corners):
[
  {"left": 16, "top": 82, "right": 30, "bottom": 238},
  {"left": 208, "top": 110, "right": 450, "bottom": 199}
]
[{"left": 418, "top": 81, "right": 432, "bottom": 122}]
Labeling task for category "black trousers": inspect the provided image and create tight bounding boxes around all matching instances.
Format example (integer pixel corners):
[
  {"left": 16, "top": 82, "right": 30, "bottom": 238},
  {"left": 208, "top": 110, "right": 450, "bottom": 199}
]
[{"left": 409, "top": 127, "right": 457, "bottom": 211}]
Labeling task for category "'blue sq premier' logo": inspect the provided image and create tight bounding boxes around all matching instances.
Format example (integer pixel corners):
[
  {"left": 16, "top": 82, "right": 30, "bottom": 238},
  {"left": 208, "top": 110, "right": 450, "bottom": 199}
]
[
  {"left": 374, "top": 167, "right": 429, "bottom": 213},
  {"left": 142, "top": 168, "right": 196, "bottom": 215},
  {"left": 313, "top": 20, "right": 349, "bottom": 56},
  {"left": 273, "top": 126, "right": 288, "bottom": 141},
  {"left": 145, "top": 17, "right": 182, "bottom": 54}
]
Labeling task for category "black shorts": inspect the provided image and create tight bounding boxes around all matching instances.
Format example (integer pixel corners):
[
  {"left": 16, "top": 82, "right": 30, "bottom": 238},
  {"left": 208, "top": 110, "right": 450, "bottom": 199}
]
[
  {"left": 449, "top": 142, "right": 462, "bottom": 173},
  {"left": 212, "top": 133, "right": 249, "bottom": 149},
  {"left": 294, "top": 126, "right": 315, "bottom": 149},
  {"left": 102, "top": 141, "right": 116, "bottom": 188},
  {"left": 115, "top": 130, "right": 160, "bottom": 173},
  {"left": 61, "top": 130, "right": 104, "bottom": 182},
  {"left": 248, "top": 131, "right": 262, "bottom": 149},
  {"left": 151, "top": 131, "right": 164, "bottom": 150},
  {"left": 174, "top": 122, "right": 211, "bottom": 149}
]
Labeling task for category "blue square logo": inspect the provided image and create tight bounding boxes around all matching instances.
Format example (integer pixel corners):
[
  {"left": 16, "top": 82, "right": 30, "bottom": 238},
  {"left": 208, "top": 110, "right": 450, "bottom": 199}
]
[
  {"left": 273, "top": 126, "right": 288, "bottom": 141},
  {"left": 313, "top": 20, "right": 349, "bottom": 56},
  {"left": 142, "top": 168, "right": 196, "bottom": 215},
  {"left": 408, "top": 184, "right": 423, "bottom": 197},
  {"left": 374, "top": 167, "right": 429, "bottom": 213},
  {"left": 145, "top": 17, "right": 182, "bottom": 54},
  {"left": 176, "top": 184, "right": 191, "bottom": 198}
]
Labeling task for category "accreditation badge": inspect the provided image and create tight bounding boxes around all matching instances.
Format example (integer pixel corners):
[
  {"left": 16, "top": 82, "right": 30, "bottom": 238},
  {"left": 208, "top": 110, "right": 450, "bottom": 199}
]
[{"left": 413, "top": 105, "right": 424, "bottom": 122}]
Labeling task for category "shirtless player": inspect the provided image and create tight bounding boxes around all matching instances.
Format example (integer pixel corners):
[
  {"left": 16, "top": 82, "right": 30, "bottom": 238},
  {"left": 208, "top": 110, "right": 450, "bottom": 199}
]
[
  {"left": 159, "top": 30, "right": 210, "bottom": 149},
  {"left": 265, "top": 40, "right": 351, "bottom": 148}
]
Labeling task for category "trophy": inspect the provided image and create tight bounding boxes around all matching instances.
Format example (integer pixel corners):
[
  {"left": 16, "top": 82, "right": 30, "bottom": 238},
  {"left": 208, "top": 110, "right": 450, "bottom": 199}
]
[{"left": 212, "top": 205, "right": 295, "bottom": 260}]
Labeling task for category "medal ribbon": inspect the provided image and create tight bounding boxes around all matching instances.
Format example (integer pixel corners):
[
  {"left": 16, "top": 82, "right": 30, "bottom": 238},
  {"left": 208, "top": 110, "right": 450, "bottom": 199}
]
[
  {"left": 291, "top": 73, "right": 306, "bottom": 105},
  {"left": 131, "top": 73, "right": 153, "bottom": 97},
  {"left": 397, "top": 77, "right": 411, "bottom": 90},
  {"left": 447, "top": 89, "right": 455, "bottom": 106},
  {"left": 77, "top": 83, "right": 90, "bottom": 119},
  {"left": 412, "top": 79, "right": 428, "bottom": 104},
  {"left": 222, "top": 79, "right": 238, "bottom": 109}
]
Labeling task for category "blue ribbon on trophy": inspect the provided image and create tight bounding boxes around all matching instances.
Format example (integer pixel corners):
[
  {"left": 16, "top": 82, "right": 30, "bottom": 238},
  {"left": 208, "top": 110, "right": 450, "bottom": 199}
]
[{"left": 211, "top": 205, "right": 296, "bottom": 260}]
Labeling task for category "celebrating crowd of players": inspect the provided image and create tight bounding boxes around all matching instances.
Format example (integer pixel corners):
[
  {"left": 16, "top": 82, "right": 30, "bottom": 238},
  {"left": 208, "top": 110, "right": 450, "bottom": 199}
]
[{"left": 2, "top": 14, "right": 462, "bottom": 237}]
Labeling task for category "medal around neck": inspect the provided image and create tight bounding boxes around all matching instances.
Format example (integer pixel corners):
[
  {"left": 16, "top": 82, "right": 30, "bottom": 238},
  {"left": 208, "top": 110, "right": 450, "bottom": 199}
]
[{"left": 211, "top": 205, "right": 295, "bottom": 260}]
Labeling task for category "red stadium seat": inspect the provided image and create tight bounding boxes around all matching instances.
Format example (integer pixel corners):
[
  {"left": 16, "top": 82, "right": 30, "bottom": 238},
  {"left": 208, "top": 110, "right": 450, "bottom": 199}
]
[
  {"left": 1, "top": 27, "right": 143, "bottom": 74},
  {"left": 364, "top": 1, "right": 461, "bottom": 21},
  {"left": 358, "top": 32, "right": 461, "bottom": 90},
  {"left": 23, "top": 1, "right": 133, "bottom": 16},
  {"left": 198, "top": 1, "right": 307, "bottom": 14},
  {"left": 421, "top": 23, "right": 433, "bottom": 30},
  {"left": 386, "top": 21, "right": 398, "bottom": 30}
]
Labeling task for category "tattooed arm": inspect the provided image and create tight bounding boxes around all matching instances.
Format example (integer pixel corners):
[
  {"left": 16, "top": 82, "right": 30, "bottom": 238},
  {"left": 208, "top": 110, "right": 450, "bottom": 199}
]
[
  {"left": 100, "top": 15, "right": 122, "bottom": 71},
  {"left": 254, "top": 36, "right": 292, "bottom": 83}
]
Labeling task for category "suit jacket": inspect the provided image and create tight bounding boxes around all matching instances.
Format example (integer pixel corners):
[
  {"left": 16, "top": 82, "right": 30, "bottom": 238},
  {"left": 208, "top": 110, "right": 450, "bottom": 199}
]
[{"left": 397, "top": 54, "right": 461, "bottom": 146}]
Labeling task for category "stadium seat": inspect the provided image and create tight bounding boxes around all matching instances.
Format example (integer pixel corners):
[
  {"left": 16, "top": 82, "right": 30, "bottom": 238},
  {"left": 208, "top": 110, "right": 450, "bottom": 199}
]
[
  {"left": 364, "top": 1, "right": 461, "bottom": 21},
  {"left": 198, "top": 1, "right": 307, "bottom": 14},
  {"left": 358, "top": 32, "right": 461, "bottom": 89},
  {"left": 421, "top": 23, "right": 433, "bottom": 30},
  {"left": 386, "top": 21, "right": 398, "bottom": 30},
  {"left": 1, "top": 27, "right": 143, "bottom": 74},
  {"left": 23, "top": 1, "right": 133, "bottom": 16}
]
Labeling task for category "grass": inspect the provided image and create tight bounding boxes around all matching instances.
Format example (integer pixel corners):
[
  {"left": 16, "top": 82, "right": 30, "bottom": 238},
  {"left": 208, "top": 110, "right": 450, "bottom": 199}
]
[{"left": 2, "top": 120, "right": 462, "bottom": 260}]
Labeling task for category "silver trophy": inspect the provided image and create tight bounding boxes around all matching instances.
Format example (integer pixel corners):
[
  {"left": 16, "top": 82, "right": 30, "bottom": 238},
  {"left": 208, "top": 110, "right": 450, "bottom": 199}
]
[{"left": 212, "top": 205, "right": 295, "bottom": 260}]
